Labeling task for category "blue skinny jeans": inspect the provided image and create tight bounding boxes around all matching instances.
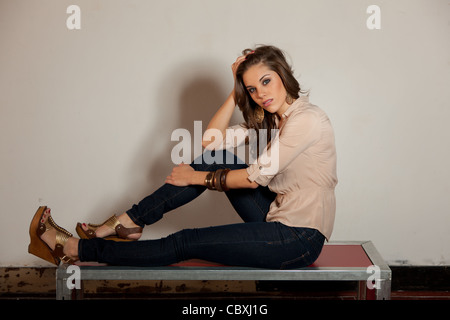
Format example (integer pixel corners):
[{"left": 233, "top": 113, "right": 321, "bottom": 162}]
[{"left": 78, "top": 151, "right": 325, "bottom": 269}]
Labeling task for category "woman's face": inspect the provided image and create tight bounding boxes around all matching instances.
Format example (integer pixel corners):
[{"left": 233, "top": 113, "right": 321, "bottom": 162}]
[{"left": 242, "top": 63, "right": 290, "bottom": 117}]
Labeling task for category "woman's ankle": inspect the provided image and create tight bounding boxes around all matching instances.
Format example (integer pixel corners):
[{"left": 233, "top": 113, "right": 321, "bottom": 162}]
[
  {"left": 118, "top": 213, "right": 142, "bottom": 240},
  {"left": 65, "top": 237, "right": 79, "bottom": 260},
  {"left": 118, "top": 212, "right": 140, "bottom": 229}
]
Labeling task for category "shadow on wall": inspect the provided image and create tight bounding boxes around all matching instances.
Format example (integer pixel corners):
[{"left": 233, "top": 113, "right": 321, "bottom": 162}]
[{"left": 105, "top": 58, "right": 244, "bottom": 239}]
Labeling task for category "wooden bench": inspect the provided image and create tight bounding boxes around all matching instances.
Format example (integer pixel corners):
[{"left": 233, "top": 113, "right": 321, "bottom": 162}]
[{"left": 55, "top": 241, "right": 391, "bottom": 300}]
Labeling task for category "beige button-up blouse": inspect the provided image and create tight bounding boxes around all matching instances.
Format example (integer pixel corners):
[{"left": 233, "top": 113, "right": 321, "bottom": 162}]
[{"left": 244, "top": 96, "right": 338, "bottom": 240}]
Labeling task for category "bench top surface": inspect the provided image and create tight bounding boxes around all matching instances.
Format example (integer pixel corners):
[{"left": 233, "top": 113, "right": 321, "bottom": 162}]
[
  {"left": 167, "top": 244, "right": 373, "bottom": 268},
  {"left": 311, "top": 244, "right": 373, "bottom": 268},
  {"left": 72, "top": 241, "right": 382, "bottom": 269}
]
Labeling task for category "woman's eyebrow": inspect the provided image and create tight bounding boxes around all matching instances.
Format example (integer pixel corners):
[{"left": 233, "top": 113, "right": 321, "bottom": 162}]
[
  {"left": 246, "top": 74, "right": 271, "bottom": 89},
  {"left": 259, "top": 74, "right": 270, "bottom": 82}
]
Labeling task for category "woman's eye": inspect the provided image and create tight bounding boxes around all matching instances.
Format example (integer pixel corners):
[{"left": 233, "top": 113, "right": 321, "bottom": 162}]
[
  {"left": 263, "top": 79, "right": 271, "bottom": 85},
  {"left": 248, "top": 88, "right": 255, "bottom": 94}
]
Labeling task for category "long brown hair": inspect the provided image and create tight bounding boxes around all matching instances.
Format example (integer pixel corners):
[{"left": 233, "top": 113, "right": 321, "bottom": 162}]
[{"left": 234, "top": 45, "right": 305, "bottom": 146}]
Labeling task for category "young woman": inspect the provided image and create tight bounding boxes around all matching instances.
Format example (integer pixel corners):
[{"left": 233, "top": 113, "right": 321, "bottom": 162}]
[{"left": 28, "top": 45, "right": 337, "bottom": 269}]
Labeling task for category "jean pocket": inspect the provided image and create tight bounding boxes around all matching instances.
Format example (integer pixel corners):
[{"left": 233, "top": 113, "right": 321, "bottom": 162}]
[
  {"left": 280, "top": 228, "right": 325, "bottom": 269},
  {"left": 280, "top": 250, "right": 312, "bottom": 269}
]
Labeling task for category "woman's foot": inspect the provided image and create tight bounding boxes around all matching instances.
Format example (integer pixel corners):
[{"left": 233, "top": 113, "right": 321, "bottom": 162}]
[
  {"left": 28, "top": 206, "right": 79, "bottom": 265},
  {"left": 79, "top": 212, "right": 142, "bottom": 241},
  {"left": 40, "top": 208, "right": 79, "bottom": 261}
]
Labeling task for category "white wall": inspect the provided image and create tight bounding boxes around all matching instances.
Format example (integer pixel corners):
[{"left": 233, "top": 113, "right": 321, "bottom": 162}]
[{"left": 1, "top": 0, "right": 449, "bottom": 266}]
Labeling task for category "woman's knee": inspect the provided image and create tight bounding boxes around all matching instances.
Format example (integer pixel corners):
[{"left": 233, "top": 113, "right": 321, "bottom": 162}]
[{"left": 190, "top": 149, "right": 247, "bottom": 171}]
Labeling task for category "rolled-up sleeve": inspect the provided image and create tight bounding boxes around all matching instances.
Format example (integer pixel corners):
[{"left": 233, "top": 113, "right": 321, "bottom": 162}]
[
  {"left": 246, "top": 161, "right": 274, "bottom": 186},
  {"left": 246, "top": 109, "right": 321, "bottom": 186}
]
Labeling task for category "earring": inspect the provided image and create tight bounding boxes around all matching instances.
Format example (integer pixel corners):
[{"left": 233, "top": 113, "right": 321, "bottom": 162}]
[
  {"left": 286, "top": 94, "right": 294, "bottom": 104},
  {"left": 254, "top": 106, "right": 265, "bottom": 124}
]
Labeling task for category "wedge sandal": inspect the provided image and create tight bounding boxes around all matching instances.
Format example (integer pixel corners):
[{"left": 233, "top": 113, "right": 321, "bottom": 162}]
[
  {"left": 76, "top": 215, "right": 142, "bottom": 242},
  {"left": 28, "top": 206, "right": 76, "bottom": 265}
]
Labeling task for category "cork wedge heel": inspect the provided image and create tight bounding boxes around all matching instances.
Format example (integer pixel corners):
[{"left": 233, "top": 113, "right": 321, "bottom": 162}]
[{"left": 28, "top": 206, "right": 75, "bottom": 265}]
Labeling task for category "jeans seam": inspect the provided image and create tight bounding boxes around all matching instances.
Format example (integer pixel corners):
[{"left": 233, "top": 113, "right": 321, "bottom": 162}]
[
  {"left": 280, "top": 251, "right": 311, "bottom": 269},
  {"left": 250, "top": 190, "right": 270, "bottom": 217}
]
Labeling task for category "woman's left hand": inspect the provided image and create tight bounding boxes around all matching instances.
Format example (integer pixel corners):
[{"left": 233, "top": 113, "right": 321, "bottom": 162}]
[{"left": 165, "top": 163, "right": 195, "bottom": 187}]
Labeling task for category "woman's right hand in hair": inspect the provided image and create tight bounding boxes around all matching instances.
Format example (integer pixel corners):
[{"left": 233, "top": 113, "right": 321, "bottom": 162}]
[
  {"left": 231, "top": 55, "right": 247, "bottom": 80},
  {"left": 231, "top": 50, "right": 254, "bottom": 80}
]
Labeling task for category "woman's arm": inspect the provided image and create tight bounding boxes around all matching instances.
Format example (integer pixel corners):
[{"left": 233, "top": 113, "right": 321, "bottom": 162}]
[
  {"left": 166, "top": 164, "right": 259, "bottom": 189},
  {"left": 201, "top": 55, "right": 247, "bottom": 149},
  {"left": 202, "top": 92, "right": 236, "bottom": 149}
]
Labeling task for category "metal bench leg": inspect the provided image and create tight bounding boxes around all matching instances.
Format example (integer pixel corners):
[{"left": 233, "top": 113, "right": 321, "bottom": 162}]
[
  {"left": 376, "top": 279, "right": 391, "bottom": 300},
  {"left": 56, "top": 264, "right": 73, "bottom": 300},
  {"left": 357, "top": 281, "right": 367, "bottom": 300},
  {"left": 56, "top": 264, "right": 84, "bottom": 300}
]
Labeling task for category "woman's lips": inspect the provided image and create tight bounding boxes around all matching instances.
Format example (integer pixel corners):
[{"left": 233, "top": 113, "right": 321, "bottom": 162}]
[{"left": 263, "top": 99, "right": 273, "bottom": 107}]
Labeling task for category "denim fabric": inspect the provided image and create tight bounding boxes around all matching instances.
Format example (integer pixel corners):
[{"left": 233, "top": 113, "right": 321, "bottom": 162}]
[
  {"left": 125, "top": 150, "right": 275, "bottom": 226},
  {"left": 78, "top": 150, "right": 325, "bottom": 269}
]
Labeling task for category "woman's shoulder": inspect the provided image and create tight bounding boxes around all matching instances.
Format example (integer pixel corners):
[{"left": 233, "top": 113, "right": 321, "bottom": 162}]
[
  {"left": 290, "top": 97, "right": 329, "bottom": 120},
  {"left": 287, "top": 100, "right": 322, "bottom": 121}
]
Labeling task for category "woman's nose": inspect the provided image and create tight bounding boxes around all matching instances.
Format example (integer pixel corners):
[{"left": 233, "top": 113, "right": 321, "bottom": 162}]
[{"left": 257, "top": 89, "right": 266, "bottom": 98}]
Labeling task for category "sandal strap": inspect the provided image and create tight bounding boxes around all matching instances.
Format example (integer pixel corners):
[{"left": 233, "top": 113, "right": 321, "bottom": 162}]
[
  {"left": 37, "top": 216, "right": 73, "bottom": 238},
  {"left": 38, "top": 214, "right": 75, "bottom": 265},
  {"left": 53, "top": 231, "right": 75, "bottom": 264},
  {"left": 103, "top": 215, "right": 121, "bottom": 231},
  {"left": 82, "top": 216, "right": 119, "bottom": 239},
  {"left": 82, "top": 215, "right": 143, "bottom": 240},
  {"left": 84, "top": 227, "right": 96, "bottom": 238},
  {"left": 48, "top": 216, "right": 73, "bottom": 238},
  {"left": 100, "top": 215, "right": 143, "bottom": 239},
  {"left": 55, "top": 228, "right": 71, "bottom": 247},
  {"left": 115, "top": 224, "right": 143, "bottom": 239}
]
